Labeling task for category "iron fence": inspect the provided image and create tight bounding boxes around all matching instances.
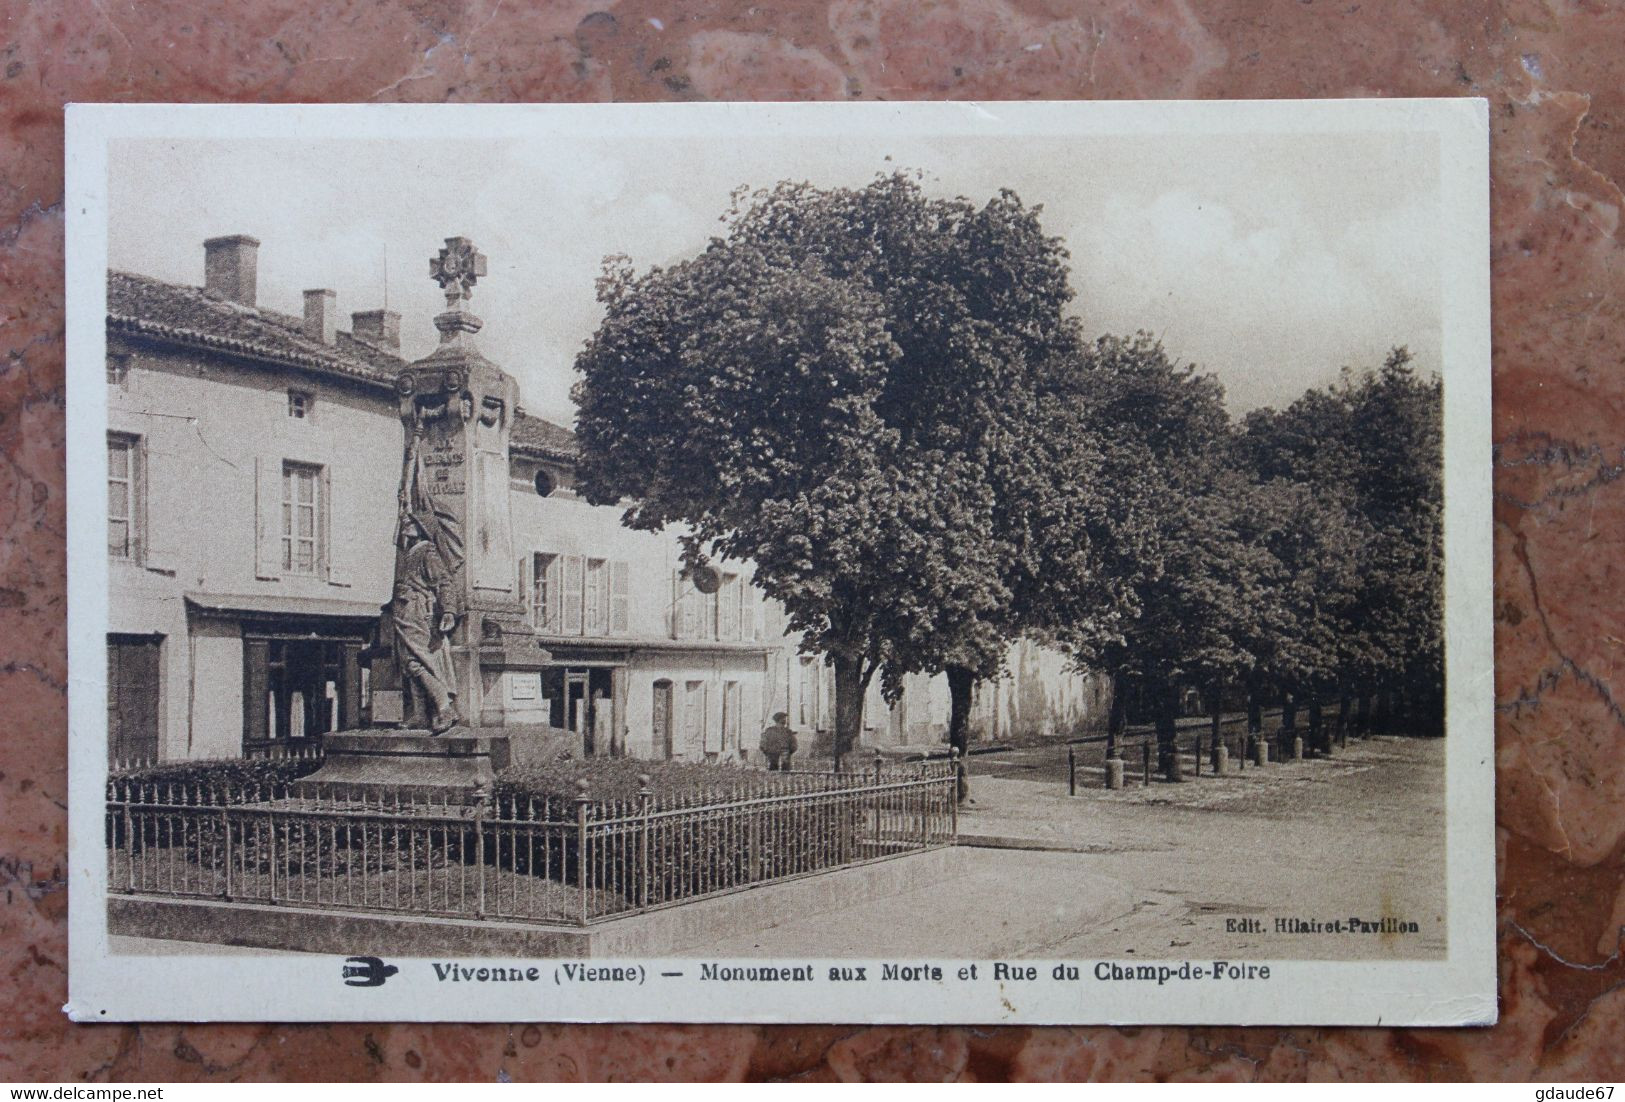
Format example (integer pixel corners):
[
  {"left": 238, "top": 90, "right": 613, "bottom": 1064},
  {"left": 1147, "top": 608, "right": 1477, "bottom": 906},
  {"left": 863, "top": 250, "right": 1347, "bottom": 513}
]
[{"left": 105, "top": 761, "right": 958, "bottom": 926}]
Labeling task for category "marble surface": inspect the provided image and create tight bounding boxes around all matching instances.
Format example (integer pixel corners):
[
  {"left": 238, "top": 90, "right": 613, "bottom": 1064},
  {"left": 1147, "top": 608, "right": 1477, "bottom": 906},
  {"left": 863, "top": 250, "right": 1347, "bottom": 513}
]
[{"left": 3, "top": 0, "right": 1623, "bottom": 1082}]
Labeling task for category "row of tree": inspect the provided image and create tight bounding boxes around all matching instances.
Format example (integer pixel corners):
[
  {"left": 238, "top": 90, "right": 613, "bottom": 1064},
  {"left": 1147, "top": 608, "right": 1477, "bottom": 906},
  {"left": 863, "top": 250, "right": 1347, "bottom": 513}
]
[{"left": 571, "top": 173, "right": 1444, "bottom": 777}]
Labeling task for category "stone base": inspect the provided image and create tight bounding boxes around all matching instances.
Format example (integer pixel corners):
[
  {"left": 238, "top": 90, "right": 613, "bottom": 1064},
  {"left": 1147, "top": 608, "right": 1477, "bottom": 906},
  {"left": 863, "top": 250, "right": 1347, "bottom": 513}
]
[
  {"left": 301, "top": 729, "right": 511, "bottom": 792},
  {"left": 302, "top": 725, "right": 582, "bottom": 793}
]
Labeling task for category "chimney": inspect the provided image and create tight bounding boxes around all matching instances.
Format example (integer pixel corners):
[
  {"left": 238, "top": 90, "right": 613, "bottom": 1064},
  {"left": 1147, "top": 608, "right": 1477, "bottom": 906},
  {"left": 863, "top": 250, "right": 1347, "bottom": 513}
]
[
  {"left": 351, "top": 309, "right": 401, "bottom": 351},
  {"left": 302, "top": 289, "right": 337, "bottom": 345},
  {"left": 202, "top": 234, "right": 260, "bottom": 305}
]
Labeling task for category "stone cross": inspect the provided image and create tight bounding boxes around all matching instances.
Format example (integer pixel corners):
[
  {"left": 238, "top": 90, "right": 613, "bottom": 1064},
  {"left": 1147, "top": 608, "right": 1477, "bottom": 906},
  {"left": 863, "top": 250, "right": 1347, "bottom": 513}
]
[{"left": 430, "top": 236, "right": 487, "bottom": 308}]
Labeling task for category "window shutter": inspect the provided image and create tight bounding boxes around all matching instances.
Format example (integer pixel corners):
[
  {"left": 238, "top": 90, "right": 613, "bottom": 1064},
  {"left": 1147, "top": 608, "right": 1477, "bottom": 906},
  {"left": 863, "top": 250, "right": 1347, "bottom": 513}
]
[
  {"left": 683, "top": 681, "right": 706, "bottom": 758},
  {"left": 243, "top": 638, "right": 270, "bottom": 747},
  {"left": 700, "top": 681, "right": 718, "bottom": 753},
  {"left": 516, "top": 555, "right": 528, "bottom": 618},
  {"left": 586, "top": 559, "right": 608, "bottom": 636},
  {"left": 718, "top": 575, "right": 739, "bottom": 641},
  {"left": 742, "top": 678, "right": 761, "bottom": 747},
  {"left": 742, "top": 579, "right": 759, "bottom": 641},
  {"left": 131, "top": 437, "right": 147, "bottom": 566},
  {"left": 674, "top": 571, "right": 695, "bottom": 640},
  {"left": 253, "top": 457, "right": 280, "bottom": 579},
  {"left": 544, "top": 554, "right": 561, "bottom": 633},
  {"left": 610, "top": 560, "right": 629, "bottom": 635},
  {"left": 670, "top": 569, "right": 680, "bottom": 640},
  {"left": 322, "top": 464, "right": 343, "bottom": 584},
  {"left": 560, "top": 554, "right": 584, "bottom": 635}
]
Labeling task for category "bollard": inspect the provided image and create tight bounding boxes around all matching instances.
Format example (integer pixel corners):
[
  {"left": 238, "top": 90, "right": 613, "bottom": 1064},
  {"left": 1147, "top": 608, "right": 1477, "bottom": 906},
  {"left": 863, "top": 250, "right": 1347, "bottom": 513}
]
[
  {"left": 1252, "top": 737, "right": 1270, "bottom": 766},
  {"left": 1291, "top": 735, "right": 1304, "bottom": 762},
  {"left": 1215, "top": 743, "right": 1229, "bottom": 775},
  {"left": 1068, "top": 746, "right": 1076, "bottom": 796},
  {"left": 1105, "top": 756, "right": 1124, "bottom": 790}
]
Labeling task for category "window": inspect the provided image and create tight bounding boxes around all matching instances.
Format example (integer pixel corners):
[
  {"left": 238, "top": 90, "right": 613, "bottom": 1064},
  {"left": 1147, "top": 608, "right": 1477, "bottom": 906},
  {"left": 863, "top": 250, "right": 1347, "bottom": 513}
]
[
  {"left": 281, "top": 462, "right": 323, "bottom": 575},
  {"left": 287, "top": 390, "right": 313, "bottom": 419},
  {"left": 531, "top": 554, "right": 629, "bottom": 636},
  {"left": 107, "top": 353, "right": 130, "bottom": 386},
  {"left": 674, "top": 568, "right": 750, "bottom": 641},
  {"left": 107, "top": 433, "right": 141, "bottom": 560}
]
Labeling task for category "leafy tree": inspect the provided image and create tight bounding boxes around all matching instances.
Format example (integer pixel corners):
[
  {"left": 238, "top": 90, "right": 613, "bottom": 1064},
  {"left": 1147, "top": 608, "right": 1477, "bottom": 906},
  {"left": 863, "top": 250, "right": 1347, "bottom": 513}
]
[
  {"left": 571, "top": 173, "right": 1083, "bottom": 765},
  {"left": 1242, "top": 347, "right": 1443, "bottom": 737},
  {"left": 1055, "top": 334, "right": 1259, "bottom": 778}
]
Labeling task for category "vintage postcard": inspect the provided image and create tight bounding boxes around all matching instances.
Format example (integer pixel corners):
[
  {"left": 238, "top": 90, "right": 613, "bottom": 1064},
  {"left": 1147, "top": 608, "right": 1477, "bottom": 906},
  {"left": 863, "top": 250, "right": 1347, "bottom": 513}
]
[{"left": 64, "top": 100, "right": 1492, "bottom": 1025}]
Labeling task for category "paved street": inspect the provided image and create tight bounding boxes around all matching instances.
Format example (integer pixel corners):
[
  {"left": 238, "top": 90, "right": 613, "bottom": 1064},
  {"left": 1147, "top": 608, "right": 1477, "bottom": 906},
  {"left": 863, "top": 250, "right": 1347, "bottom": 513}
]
[{"left": 701, "top": 735, "right": 1446, "bottom": 960}]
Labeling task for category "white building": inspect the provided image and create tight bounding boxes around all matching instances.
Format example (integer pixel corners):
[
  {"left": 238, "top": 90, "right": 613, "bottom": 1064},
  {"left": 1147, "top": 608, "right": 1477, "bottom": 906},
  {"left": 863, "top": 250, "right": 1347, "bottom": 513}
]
[{"left": 104, "top": 235, "right": 1110, "bottom": 764}]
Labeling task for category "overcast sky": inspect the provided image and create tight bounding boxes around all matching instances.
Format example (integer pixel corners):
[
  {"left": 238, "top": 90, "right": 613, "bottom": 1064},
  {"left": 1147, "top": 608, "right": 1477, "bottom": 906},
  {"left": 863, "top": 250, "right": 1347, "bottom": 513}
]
[{"left": 108, "top": 127, "right": 1441, "bottom": 427}]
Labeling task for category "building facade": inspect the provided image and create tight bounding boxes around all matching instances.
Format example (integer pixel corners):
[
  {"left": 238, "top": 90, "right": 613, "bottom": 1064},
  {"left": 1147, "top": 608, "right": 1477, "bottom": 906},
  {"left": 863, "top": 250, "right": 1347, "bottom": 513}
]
[{"left": 105, "top": 236, "right": 1109, "bottom": 765}]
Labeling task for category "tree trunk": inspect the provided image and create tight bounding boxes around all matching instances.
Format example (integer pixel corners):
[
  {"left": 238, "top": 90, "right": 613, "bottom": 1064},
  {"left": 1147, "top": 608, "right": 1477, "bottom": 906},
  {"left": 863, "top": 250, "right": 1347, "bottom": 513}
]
[
  {"left": 1156, "top": 682, "right": 1183, "bottom": 782},
  {"left": 945, "top": 663, "right": 975, "bottom": 802},
  {"left": 1208, "top": 682, "right": 1223, "bottom": 770},
  {"left": 1337, "top": 691, "right": 1352, "bottom": 746},
  {"left": 1106, "top": 682, "right": 1127, "bottom": 761},
  {"left": 1307, "top": 696, "right": 1323, "bottom": 754},
  {"left": 1280, "top": 690, "right": 1297, "bottom": 757},
  {"left": 1246, "top": 682, "right": 1262, "bottom": 761},
  {"left": 1373, "top": 688, "right": 1391, "bottom": 734},
  {"left": 1356, "top": 691, "right": 1371, "bottom": 737},
  {"left": 832, "top": 652, "right": 866, "bottom": 772}
]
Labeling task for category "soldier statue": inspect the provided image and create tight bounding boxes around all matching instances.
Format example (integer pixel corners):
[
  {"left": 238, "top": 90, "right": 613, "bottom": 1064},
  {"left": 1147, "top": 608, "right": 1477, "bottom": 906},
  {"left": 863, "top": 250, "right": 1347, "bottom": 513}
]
[{"left": 393, "top": 511, "right": 464, "bottom": 734}]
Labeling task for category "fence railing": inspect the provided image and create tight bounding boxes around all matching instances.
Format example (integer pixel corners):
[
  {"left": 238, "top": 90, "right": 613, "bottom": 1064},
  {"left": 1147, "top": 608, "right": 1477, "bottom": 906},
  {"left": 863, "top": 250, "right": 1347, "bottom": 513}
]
[{"left": 105, "top": 762, "right": 958, "bottom": 926}]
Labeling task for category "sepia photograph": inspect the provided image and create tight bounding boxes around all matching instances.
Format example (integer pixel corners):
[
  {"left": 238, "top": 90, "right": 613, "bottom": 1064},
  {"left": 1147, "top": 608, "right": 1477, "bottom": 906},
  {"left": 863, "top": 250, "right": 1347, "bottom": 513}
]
[{"left": 65, "top": 100, "right": 1492, "bottom": 1025}]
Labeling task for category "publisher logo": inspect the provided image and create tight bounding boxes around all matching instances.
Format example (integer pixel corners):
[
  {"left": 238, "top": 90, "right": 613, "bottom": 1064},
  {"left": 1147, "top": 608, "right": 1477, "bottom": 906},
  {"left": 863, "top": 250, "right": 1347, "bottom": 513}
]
[{"left": 342, "top": 956, "right": 399, "bottom": 987}]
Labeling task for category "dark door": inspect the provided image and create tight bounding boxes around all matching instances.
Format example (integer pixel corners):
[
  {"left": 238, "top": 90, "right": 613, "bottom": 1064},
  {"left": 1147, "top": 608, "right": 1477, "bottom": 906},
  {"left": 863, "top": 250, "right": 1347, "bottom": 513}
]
[
  {"left": 652, "top": 679, "right": 674, "bottom": 760},
  {"left": 108, "top": 634, "right": 161, "bottom": 765}
]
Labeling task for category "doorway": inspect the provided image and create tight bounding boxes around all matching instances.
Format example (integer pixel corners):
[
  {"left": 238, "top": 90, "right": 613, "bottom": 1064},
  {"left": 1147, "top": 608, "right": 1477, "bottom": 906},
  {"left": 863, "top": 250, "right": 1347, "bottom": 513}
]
[
  {"left": 108, "top": 633, "right": 161, "bottom": 764},
  {"left": 543, "top": 666, "right": 615, "bottom": 755}
]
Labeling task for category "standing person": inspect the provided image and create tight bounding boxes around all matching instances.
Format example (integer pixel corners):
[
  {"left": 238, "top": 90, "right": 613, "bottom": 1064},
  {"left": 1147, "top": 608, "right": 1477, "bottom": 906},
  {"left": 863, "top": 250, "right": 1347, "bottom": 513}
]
[
  {"left": 393, "top": 513, "right": 463, "bottom": 735},
  {"left": 760, "top": 711, "right": 797, "bottom": 771}
]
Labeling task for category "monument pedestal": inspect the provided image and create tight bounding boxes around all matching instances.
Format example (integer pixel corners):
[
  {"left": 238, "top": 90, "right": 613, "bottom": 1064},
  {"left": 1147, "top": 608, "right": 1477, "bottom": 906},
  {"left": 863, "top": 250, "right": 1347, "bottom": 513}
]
[
  {"left": 300, "top": 730, "right": 511, "bottom": 793},
  {"left": 301, "top": 725, "right": 584, "bottom": 796}
]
